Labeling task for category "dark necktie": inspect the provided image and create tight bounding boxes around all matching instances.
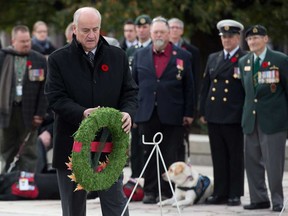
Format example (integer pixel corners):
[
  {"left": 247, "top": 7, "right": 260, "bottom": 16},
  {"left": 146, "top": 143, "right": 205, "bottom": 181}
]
[
  {"left": 225, "top": 53, "right": 230, "bottom": 61},
  {"left": 88, "top": 51, "right": 94, "bottom": 66},
  {"left": 253, "top": 57, "right": 260, "bottom": 87}
]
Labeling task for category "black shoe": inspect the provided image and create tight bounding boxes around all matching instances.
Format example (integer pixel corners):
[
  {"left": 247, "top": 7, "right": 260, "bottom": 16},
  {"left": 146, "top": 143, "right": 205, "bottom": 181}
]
[
  {"left": 206, "top": 195, "right": 228, "bottom": 204},
  {"left": 243, "top": 201, "right": 270, "bottom": 210},
  {"left": 272, "top": 205, "right": 284, "bottom": 212},
  {"left": 227, "top": 197, "right": 241, "bottom": 206},
  {"left": 143, "top": 194, "right": 156, "bottom": 204}
]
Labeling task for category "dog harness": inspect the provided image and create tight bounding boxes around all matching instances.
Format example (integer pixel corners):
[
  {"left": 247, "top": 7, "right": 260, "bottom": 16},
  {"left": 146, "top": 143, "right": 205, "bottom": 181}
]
[{"left": 177, "top": 174, "right": 211, "bottom": 204}]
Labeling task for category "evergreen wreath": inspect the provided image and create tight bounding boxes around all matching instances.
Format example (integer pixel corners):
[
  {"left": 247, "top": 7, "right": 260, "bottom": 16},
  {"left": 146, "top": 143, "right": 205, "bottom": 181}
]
[{"left": 66, "top": 107, "right": 129, "bottom": 191}]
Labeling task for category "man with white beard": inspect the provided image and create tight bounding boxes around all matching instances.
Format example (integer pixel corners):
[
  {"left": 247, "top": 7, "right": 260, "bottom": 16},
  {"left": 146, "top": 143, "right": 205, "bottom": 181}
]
[{"left": 132, "top": 16, "right": 195, "bottom": 204}]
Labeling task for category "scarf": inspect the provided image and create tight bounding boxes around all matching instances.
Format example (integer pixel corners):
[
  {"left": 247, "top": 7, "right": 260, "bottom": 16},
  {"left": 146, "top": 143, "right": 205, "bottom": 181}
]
[{"left": 0, "top": 54, "right": 14, "bottom": 127}]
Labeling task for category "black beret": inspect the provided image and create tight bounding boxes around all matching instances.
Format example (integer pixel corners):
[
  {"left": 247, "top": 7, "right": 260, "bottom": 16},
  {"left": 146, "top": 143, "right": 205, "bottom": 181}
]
[
  {"left": 134, "top": 14, "right": 151, "bottom": 26},
  {"left": 217, "top": 19, "right": 244, "bottom": 36},
  {"left": 245, "top": 25, "right": 267, "bottom": 38}
]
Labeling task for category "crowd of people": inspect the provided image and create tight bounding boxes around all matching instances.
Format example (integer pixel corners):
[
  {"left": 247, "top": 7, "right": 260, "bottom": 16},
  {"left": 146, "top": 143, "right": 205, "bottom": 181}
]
[{"left": 0, "top": 5, "right": 287, "bottom": 216}]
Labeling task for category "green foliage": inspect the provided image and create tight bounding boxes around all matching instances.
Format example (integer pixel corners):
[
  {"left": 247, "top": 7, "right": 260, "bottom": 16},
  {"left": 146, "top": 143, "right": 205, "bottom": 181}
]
[{"left": 0, "top": 0, "right": 288, "bottom": 46}]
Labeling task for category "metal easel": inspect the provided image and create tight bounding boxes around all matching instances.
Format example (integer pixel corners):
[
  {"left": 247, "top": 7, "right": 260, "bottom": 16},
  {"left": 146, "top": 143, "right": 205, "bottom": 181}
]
[{"left": 121, "top": 132, "right": 182, "bottom": 216}]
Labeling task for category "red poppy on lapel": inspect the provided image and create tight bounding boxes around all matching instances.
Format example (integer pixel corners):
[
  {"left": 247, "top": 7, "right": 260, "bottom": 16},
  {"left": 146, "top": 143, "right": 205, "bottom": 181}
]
[
  {"left": 230, "top": 56, "right": 238, "bottom": 63},
  {"left": 27, "top": 60, "right": 32, "bottom": 69},
  {"left": 101, "top": 64, "right": 109, "bottom": 72},
  {"left": 262, "top": 61, "right": 270, "bottom": 68}
]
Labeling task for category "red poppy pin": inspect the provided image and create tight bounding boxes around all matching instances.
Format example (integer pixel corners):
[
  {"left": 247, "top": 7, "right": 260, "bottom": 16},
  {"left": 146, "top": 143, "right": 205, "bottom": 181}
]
[
  {"left": 101, "top": 64, "right": 109, "bottom": 72},
  {"left": 230, "top": 56, "right": 238, "bottom": 63},
  {"left": 26, "top": 60, "right": 32, "bottom": 69},
  {"left": 262, "top": 61, "right": 270, "bottom": 68}
]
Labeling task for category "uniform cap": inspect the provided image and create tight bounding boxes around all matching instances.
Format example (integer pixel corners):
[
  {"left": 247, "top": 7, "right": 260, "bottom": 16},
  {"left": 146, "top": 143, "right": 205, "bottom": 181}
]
[
  {"left": 217, "top": 19, "right": 244, "bottom": 36},
  {"left": 134, "top": 14, "right": 151, "bottom": 26},
  {"left": 245, "top": 25, "right": 267, "bottom": 38}
]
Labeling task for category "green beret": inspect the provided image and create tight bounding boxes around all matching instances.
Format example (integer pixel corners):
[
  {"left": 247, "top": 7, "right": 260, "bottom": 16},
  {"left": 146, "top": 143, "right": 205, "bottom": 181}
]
[{"left": 134, "top": 14, "right": 151, "bottom": 26}]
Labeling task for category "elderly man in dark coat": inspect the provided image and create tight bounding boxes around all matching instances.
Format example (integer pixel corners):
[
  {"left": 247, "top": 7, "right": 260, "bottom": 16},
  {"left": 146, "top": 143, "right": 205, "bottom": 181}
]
[{"left": 45, "top": 7, "right": 138, "bottom": 216}]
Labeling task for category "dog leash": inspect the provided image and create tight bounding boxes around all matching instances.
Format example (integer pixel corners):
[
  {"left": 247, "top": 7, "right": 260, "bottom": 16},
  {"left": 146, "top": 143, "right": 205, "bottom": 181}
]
[{"left": 7, "top": 132, "right": 31, "bottom": 173}]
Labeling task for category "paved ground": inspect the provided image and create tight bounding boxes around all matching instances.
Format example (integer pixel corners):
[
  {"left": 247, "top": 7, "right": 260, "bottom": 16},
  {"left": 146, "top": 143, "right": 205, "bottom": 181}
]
[{"left": 0, "top": 166, "right": 288, "bottom": 216}]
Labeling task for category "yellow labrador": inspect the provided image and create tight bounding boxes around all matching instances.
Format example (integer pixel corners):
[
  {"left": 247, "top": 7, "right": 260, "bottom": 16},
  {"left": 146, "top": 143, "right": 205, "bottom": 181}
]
[{"left": 158, "top": 161, "right": 214, "bottom": 207}]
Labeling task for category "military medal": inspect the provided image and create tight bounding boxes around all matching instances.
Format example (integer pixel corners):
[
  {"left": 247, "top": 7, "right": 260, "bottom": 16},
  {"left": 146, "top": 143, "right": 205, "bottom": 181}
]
[
  {"left": 29, "top": 69, "right": 45, "bottom": 81},
  {"left": 233, "top": 67, "right": 240, "bottom": 79},
  {"left": 270, "top": 83, "right": 277, "bottom": 93},
  {"left": 176, "top": 73, "right": 182, "bottom": 80},
  {"left": 176, "top": 58, "right": 184, "bottom": 81}
]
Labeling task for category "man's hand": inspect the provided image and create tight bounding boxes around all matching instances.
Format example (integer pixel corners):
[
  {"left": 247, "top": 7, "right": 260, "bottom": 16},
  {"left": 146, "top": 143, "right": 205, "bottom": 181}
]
[
  {"left": 199, "top": 116, "right": 207, "bottom": 124},
  {"left": 183, "top": 116, "right": 193, "bottom": 126},
  {"left": 83, "top": 106, "right": 100, "bottom": 118},
  {"left": 121, "top": 112, "right": 132, "bottom": 133},
  {"left": 39, "top": 130, "right": 52, "bottom": 150},
  {"left": 32, "top": 115, "right": 43, "bottom": 127}
]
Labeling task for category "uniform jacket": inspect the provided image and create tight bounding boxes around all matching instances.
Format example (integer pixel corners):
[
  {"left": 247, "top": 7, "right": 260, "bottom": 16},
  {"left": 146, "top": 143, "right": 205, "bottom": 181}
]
[
  {"left": 0, "top": 48, "right": 47, "bottom": 129},
  {"left": 126, "top": 42, "right": 152, "bottom": 68},
  {"left": 132, "top": 43, "right": 194, "bottom": 125},
  {"left": 199, "top": 49, "right": 246, "bottom": 124},
  {"left": 45, "top": 36, "right": 138, "bottom": 169},
  {"left": 239, "top": 48, "right": 288, "bottom": 134}
]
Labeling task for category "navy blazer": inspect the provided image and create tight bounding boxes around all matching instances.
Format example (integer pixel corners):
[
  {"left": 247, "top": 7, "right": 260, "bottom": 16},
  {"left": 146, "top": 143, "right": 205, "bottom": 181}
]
[{"left": 132, "top": 43, "right": 194, "bottom": 126}]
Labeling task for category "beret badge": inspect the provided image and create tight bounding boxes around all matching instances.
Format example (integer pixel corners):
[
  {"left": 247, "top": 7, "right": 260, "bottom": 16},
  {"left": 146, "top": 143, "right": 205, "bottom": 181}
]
[
  {"left": 253, "top": 27, "right": 258, "bottom": 33},
  {"left": 140, "top": 18, "right": 146, "bottom": 24}
]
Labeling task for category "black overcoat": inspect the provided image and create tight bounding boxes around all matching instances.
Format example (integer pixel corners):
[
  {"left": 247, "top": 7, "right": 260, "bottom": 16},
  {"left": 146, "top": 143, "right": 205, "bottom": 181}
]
[{"left": 45, "top": 36, "right": 138, "bottom": 169}]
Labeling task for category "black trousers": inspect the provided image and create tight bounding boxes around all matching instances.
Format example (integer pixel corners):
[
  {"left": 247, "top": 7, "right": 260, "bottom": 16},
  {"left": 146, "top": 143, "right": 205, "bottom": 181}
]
[
  {"left": 57, "top": 168, "right": 129, "bottom": 216},
  {"left": 207, "top": 123, "right": 244, "bottom": 198},
  {"left": 130, "top": 126, "right": 144, "bottom": 178},
  {"left": 138, "top": 109, "right": 183, "bottom": 197}
]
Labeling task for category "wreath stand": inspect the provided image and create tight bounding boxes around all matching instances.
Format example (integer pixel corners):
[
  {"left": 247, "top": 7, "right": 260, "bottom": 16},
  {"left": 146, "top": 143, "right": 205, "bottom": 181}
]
[{"left": 121, "top": 132, "right": 182, "bottom": 216}]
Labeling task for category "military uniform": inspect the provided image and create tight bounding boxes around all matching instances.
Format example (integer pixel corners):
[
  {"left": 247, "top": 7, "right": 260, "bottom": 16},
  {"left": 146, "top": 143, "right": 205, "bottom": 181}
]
[
  {"left": 239, "top": 25, "right": 288, "bottom": 212},
  {"left": 126, "top": 15, "right": 152, "bottom": 69},
  {"left": 199, "top": 19, "right": 246, "bottom": 206}
]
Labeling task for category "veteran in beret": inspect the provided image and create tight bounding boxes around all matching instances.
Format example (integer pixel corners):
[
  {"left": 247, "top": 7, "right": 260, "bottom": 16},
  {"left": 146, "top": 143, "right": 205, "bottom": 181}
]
[
  {"left": 199, "top": 19, "right": 246, "bottom": 206},
  {"left": 238, "top": 25, "right": 288, "bottom": 212},
  {"left": 126, "top": 14, "right": 152, "bottom": 62}
]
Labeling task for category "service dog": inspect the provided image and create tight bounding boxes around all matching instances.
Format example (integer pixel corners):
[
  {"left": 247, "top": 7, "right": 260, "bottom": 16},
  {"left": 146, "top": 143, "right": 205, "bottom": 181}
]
[{"left": 158, "top": 161, "right": 214, "bottom": 207}]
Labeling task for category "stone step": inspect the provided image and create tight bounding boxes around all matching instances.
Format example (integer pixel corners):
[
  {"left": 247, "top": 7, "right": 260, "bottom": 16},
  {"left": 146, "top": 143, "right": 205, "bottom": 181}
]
[{"left": 188, "top": 134, "right": 288, "bottom": 171}]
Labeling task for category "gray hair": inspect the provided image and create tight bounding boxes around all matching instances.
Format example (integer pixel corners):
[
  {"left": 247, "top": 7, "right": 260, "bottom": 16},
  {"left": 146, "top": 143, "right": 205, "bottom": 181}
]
[
  {"left": 168, "top": 18, "right": 184, "bottom": 29},
  {"left": 73, "top": 7, "right": 102, "bottom": 26}
]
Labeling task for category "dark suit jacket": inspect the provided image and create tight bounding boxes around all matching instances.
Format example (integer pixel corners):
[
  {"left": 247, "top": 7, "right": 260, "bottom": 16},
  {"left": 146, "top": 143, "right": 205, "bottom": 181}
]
[
  {"left": 119, "top": 39, "right": 128, "bottom": 51},
  {"left": 199, "top": 49, "right": 246, "bottom": 124},
  {"left": 180, "top": 40, "right": 201, "bottom": 113},
  {"left": 0, "top": 48, "right": 47, "bottom": 129},
  {"left": 239, "top": 48, "right": 288, "bottom": 134},
  {"left": 132, "top": 43, "right": 194, "bottom": 125},
  {"left": 45, "top": 36, "right": 138, "bottom": 169}
]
